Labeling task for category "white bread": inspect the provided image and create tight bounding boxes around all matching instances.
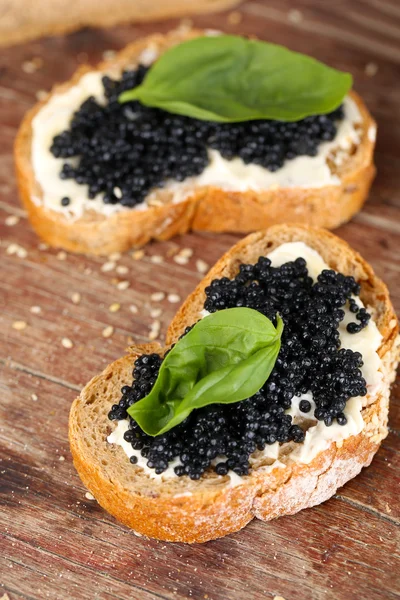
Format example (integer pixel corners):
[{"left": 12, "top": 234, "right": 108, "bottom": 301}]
[
  {"left": 0, "top": 0, "right": 241, "bottom": 47},
  {"left": 15, "top": 29, "right": 377, "bottom": 256},
  {"left": 69, "top": 224, "right": 399, "bottom": 543}
]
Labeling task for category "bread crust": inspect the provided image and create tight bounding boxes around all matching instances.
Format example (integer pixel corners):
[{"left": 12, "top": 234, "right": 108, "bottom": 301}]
[
  {"left": 69, "top": 225, "right": 399, "bottom": 543},
  {"left": 15, "top": 30, "right": 376, "bottom": 255}
]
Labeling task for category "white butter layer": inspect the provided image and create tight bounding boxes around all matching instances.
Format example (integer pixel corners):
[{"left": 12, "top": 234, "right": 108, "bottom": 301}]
[{"left": 32, "top": 60, "right": 362, "bottom": 221}]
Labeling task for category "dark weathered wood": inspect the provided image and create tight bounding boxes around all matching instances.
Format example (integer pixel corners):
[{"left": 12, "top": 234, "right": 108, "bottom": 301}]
[{"left": 0, "top": 1, "right": 399, "bottom": 599}]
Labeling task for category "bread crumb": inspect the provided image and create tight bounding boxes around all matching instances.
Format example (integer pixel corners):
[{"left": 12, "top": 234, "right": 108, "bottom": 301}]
[
  {"left": 12, "top": 320, "right": 27, "bottom": 331},
  {"left": 288, "top": 9, "right": 303, "bottom": 23},
  {"left": 151, "top": 255, "right": 164, "bottom": 264},
  {"left": 0, "top": 592, "right": 11, "bottom": 600},
  {"left": 101, "top": 260, "right": 116, "bottom": 272},
  {"left": 6, "top": 243, "right": 27, "bottom": 258},
  {"left": 109, "top": 252, "right": 121, "bottom": 261},
  {"left": 85, "top": 492, "right": 95, "bottom": 500},
  {"left": 151, "top": 292, "right": 165, "bottom": 302},
  {"left": 196, "top": 259, "right": 209, "bottom": 274},
  {"left": 36, "top": 89, "right": 48, "bottom": 101},
  {"left": 168, "top": 293, "right": 180, "bottom": 303},
  {"left": 132, "top": 249, "right": 145, "bottom": 260},
  {"left": 71, "top": 292, "right": 81, "bottom": 305},
  {"left": 150, "top": 308, "right": 162, "bottom": 318},
  {"left": 116, "top": 265, "right": 128, "bottom": 275},
  {"left": 22, "top": 57, "right": 43, "bottom": 73},
  {"left": 174, "top": 255, "right": 189, "bottom": 265},
  {"left": 38, "top": 242, "right": 49, "bottom": 251},
  {"left": 109, "top": 302, "right": 120, "bottom": 313},
  {"left": 59, "top": 456, "right": 65, "bottom": 461},
  {"left": 365, "top": 62, "right": 378, "bottom": 77},
  {"left": 102, "top": 325, "right": 114, "bottom": 338},
  {"left": 129, "top": 304, "right": 138, "bottom": 314},
  {"left": 117, "top": 280, "right": 130, "bottom": 291},
  {"left": 5, "top": 215, "right": 19, "bottom": 226},
  {"left": 179, "top": 248, "right": 193, "bottom": 259},
  {"left": 57, "top": 251, "right": 67, "bottom": 261},
  {"left": 273, "top": 597, "right": 287, "bottom": 600},
  {"left": 30, "top": 305, "right": 41, "bottom": 314},
  {"left": 61, "top": 337, "right": 73, "bottom": 349},
  {"left": 102, "top": 49, "right": 116, "bottom": 60},
  {"left": 227, "top": 11, "right": 242, "bottom": 24},
  {"left": 31, "top": 393, "right": 38, "bottom": 401}
]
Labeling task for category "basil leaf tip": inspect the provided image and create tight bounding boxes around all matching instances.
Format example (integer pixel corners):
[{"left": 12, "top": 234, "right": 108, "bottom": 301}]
[
  {"left": 127, "top": 307, "right": 284, "bottom": 436},
  {"left": 119, "top": 35, "right": 352, "bottom": 122}
]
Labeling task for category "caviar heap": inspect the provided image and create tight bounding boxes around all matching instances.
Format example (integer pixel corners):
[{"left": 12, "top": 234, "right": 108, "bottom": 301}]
[
  {"left": 51, "top": 66, "right": 344, "bottom": 208},
  {"left": 108, "top": 258, "right": 371, "bottom": 480}
]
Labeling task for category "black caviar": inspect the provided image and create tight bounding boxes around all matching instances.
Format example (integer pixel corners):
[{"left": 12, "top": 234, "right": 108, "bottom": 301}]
[
  {"left": 108, "top": 258, "right": 370, "bottom": 480},
  {"left": 51, "top": 66, "right": 344, "bottom": 207}
]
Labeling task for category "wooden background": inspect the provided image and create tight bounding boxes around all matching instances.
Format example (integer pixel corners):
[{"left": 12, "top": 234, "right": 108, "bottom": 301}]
[{"left": 1, "top": 1, "right": 399, "bottom": 599}]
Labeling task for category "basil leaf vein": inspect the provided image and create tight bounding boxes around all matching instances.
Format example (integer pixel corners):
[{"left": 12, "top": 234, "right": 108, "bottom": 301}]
[{"left": 128, "top": 307, "right": 283, "bottom": 436}]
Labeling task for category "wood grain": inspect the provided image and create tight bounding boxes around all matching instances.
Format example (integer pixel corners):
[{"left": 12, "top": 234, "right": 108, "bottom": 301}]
[{"left": 0, "top": 1, "right": 399, "bottom": 599}]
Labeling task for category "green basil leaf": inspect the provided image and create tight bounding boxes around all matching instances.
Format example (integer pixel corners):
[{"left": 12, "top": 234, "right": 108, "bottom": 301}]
[
  {"left": 128, "top": 308, "right": 283, "bottom": 436},
  {"left": 119, "top": 35, "right": 352, "bottom": 122}
]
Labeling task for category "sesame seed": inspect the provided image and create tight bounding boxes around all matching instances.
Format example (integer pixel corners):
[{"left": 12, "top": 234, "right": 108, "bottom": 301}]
[
  {"left": 132, "top": 249, "right": 145, "bottom": 260},
  {"left": 365, "top": 62, "right": 378, "bottom": 77},
  {"left": 36, "top": 89, "right": 48, "bottom": 101},
  {"left": 179, "top": 248, "right": 193, "bottom": 258},
  {"left": 113, "top": 186, "right": 122, "bottom": 199},
  {"left": 227, "top": 11, "right": 242, "bottom": 25},
  {"left": 5, "top": 215, "right": 19, "bottom": 226},
  {"left": 59, "top": 456, "right": 65, "bottom": 461},
  {"left": 71, "top": 292, "right": 81, "bottom": 305},
  {"left": 117, "top": 280, "right": 130, "bottom": 291},
  {"left": 288, "top": 9, "right": 303, "bottom": 23},
  {"left": 129, "top": 304, "right": 138, "bottom": 314},
  {"left": 61, "top": 337, "right": 73, "bottom": 349},
  {"left": 108, "top": 252, "right": 121, "bottom": 261},
  {"left": 102, "top": 49, "right": 117, "bottom": 60},
  {"left": 30, "top": 306, "right": 41, "bottom": 314},
  {"left": 57, "top": 251, "right": 67, "bottom": 260},
  {"left": 174, "top": 255, "right": 189, "bottom": 265},
  {"left": 22, "top": 57, "right": 43, "bottom": 73},
  {"left": 101, "top": 261, "right": 116, "bottom": 272},
  {"left": 150, "top": 292, "right": 165, "bottom": 302},
  {"left": 109, "top": 302, "right": 120, "bottom": 313},
  {"left": 12, "top": 320, "right": 27, "bottom": 331},
  {"left": 196, "top": 259, "right": 209, "bottom": 274},
  {"left": 38, "top": 242, "right": 49, "bottom": 251},
  {"left": 150, "top": 308, "right": 162, "bottom": 318},
  {"left": 116, "top": 265, "right": 128, "bottom": 275},
  {"left": 31, "top": 393, "right": 38, "bottom": 401},
  {"left": 6, "top": 243, "right": 27, "bottom": 258},
  {"left": 148, "top": 320, "right": 161, "bottom": 340},
  {"left": 150, "top": 255, "right": 164, "bottom": 264},
  {"left": 102, "top": 325, "right": 114, "bottom": 338},
  {"left": 85, "top": 492, "right": 95, "bottom": 500},
  {"left": 167, "top": 293, "right": 180, "bottom": 303}
]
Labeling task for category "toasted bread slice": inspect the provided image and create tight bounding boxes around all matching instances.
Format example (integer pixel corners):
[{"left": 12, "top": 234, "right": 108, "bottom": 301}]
[
  {"left": 69, "top": 225, "right": 399, "bottom": 542},
  {"left": 15, "top": 30, "right": 376, "bottom": 256}
]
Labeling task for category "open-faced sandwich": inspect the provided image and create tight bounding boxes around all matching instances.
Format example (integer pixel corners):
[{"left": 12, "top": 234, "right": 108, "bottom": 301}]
[
  {"left": 16, "top": 30, "right": 376, "bottom": 255},
  {"left": 69, "top": 225, "right": 399, "bottom": 542}
]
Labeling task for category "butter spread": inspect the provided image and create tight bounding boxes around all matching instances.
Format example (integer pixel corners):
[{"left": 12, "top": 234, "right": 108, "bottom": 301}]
[
  {"left": 32, "top": 64, "right": 362, "bottom": 221},
  {"left": 107, "top": 242, "right": 383, "bottom": 483}
]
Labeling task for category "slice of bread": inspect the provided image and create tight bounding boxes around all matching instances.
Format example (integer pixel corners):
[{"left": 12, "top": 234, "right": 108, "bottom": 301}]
[
  {"left": 69, "top": 224, "right": 399, "bottom": 543},
  {"left": 15, "top": 29, "right": 377, "bottom": 256}
]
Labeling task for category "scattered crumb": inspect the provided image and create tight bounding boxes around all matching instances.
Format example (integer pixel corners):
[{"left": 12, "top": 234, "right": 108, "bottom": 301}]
[
  {"left": 196, "top": 259, "right": 209, "bottom": 274},
  {"left": 57, "top": 250, "right": 67, "bottom": 261},
  {"left": 227, "top": 11, "right": 242, "bottom": 25},
  {"left": 30, "top": 305, "right": 41, "bottom": 314},
  {"left": 149, "top": 320, "right": 161, "bottom": 341},
  {"left": 109, "top": 252, "right": 121, "bottom": 261},
  {"left": 117, "top": 280, "right": 130, "bottom": 291},
  {"left": 166, "top": 246, "right": 179, "bottom": 257},
  {"left": 150, "top": 308, "right": 162, "bottom": 318},
  {"left": 61, "top": 337, "right": 73, "bottom": 349},
  {"left": 36, "top": 89, "right": 48, "bottom": 101},
  {"left": 129, "top": 304, "right": 138, "bottom": 314},
  {"left": 6, "top": 243, "right": 27, "bottom": 258},
  {"left": 167, "top": 293, "right": 180, "bottom": 303},
  {"left": 365, "top": 62, "right": 378, "bottom": 77},
  {"left": 38, "top": 242, "right": 49, "bottom": 251},
  {"left": 22, "top": 56, "right": 43, "bottom": 73},
  {"left": 150, "top": 255, "right": 164, "bottom": 264},
  {"left": 101, "top": 260, "right": 116, "bottom": 272},
  {"left": 0, "top": 593, "right": 11, "bottom": 600},
  {"left": 102, "top": 49, "right": 116, "bottom": 60},
  {"left": 386, "top": 503, "right": 392, "bottom": 514},
  {"left": 151, "top": 292, "right": 165, "bottom": 302},
  {"left": 109, "top": 302, "right": 120, "bottom": 313},
  {"left": 174, "top": 255, "right": 189, "bottom": 265},
  {"left": 116, "top": 265, "right": 128, "bottom": 275},
  {"left": 5, "top": 215, "right": 19, "bottom": 226},
  {"left": 12, "top": 320, "right": 27, "bottom": 331},
  {"left": 102, "top": 325, "right": 114, "bottom": 338},
  {"left": 31, "top": 393, "right": 38, "bottom": 401},
  {"left": 85, "top": 492, "right": 95, "bottom": 500},
  {"left": 179, "top": 248, "right": 193, "bottom": 259},
  {"left": 59, "top": 456, "right": 65, "bottom": 461},
  {"left": 288, "top": 9, "right": 303, "bottom": 23},
  {"left": 132, "top": 249, "right": 145, "bottom": 260},
  {"left": 71, "top": 292, "right": 81, "bottom": 305}
]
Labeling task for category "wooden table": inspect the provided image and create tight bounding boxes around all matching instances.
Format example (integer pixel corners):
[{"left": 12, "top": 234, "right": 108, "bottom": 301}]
[{"left": 1, "top": 1, "right": 399, "bottom": 599}]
